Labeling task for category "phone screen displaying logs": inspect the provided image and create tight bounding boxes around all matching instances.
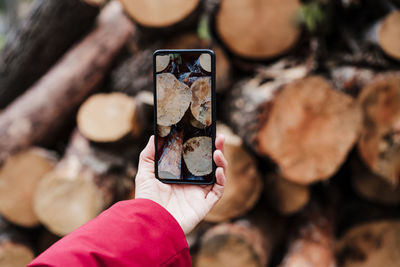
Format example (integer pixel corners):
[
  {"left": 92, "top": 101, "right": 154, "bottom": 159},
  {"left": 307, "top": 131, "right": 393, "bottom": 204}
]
[{"left": 153, "top": 50, "right": 216, "bottom": 184}]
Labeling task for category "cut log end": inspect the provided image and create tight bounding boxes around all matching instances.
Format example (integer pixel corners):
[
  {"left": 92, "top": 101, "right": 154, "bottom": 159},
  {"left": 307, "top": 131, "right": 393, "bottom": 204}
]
[
  {"left": 33, "top": 131, "right": 118, "bottom": 236},
  {"left": 194, "top": 221, "right": 270, "bottom": 267},
  {"left": 336, "top": 220, "right": 400, "bottom": 267},
  {"left": 34, "top": 163, "right": 106, "bottom": 236},
  {"left": 216, "top": 0, "right": 301, "bottom": 59},
  {"left": 351, "top": 157, "right": 400, "bottom": 205},
  {"left": 0, "top": 242, "right": 35, "bottom": 267},
  {"left": 0, "top": 148, "right": 56, "bottom": 227},
  {"left": 258, "top": 76, "right": 362, "bottom": 184},
  {"left": 199, "top": 53, "right": 211, "bottom": 72},
  {"left": 157, "top": 125, "right": 171, "bottom": 137},
  {"left": 378, "top": 11, "right": 400, "bottom": 61},
  {"left": 157, "top": 73, "right": 191, "bottom": 126},
  {"left": 156, "top": 55, "right": 170, "bottom": 72},
  {"left": 358, "top": 75, "right": 400, "bottom": 185},
  {"left": 83, "top": 0, "right": 106, "bottom": 6},
  {"left": 265, "top": 173, "right": 310, "bottom": 215},
  {"left": 119, "top": 0, "right": 200, "bottom": 27},
  {"left": 183, "top": 136, "right": 212, "bottom": 176},
  {"left": 205, "top": 124, "right": 262, "bottom": 222},
  {"left": 280, "top": 205, "right": 335, "bottom": 267},
  {"left": 0, "top": 217, "right": 35, "bottom": 267},
  {"left": 77, "top": 93, "right": 140, "bottom": 143},
  {"left": 190, "top": 77, "right": 212, "bottom": 127}
]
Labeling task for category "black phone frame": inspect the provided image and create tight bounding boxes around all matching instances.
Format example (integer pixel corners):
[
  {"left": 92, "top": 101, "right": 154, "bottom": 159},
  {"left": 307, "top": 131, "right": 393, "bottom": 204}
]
[{"left": 153, "top": 49, "right": 216, "bottom": 185}]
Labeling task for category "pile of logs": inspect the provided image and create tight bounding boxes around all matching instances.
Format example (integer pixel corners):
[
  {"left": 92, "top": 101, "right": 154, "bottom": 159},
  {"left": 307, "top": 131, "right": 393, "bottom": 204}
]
[{"left": 0, "top": 0, "right": 398, "bottom": 266}]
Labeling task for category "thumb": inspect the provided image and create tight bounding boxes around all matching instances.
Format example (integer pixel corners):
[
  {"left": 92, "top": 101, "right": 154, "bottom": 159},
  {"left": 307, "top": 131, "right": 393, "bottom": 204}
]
[{"left": 137, "top": 135, "right": 155, "bottom": 175}]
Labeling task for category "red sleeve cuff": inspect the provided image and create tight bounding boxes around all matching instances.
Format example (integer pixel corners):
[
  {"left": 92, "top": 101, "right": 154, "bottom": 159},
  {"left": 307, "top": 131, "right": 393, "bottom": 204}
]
[{"left": 29, "top": 199, "right": 190, "bottom": 267}]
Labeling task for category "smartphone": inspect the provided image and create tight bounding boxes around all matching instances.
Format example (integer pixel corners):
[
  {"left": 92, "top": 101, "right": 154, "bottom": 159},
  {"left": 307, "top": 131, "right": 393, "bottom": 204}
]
[{"left": 153, "top": 49, "right": 216, "bottom": 184}]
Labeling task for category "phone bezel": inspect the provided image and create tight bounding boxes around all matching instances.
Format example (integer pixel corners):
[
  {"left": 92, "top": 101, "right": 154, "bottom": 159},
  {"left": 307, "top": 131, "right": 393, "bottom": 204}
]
[{"left": 153, "top": 49, "right": 216, "bottom": 185}]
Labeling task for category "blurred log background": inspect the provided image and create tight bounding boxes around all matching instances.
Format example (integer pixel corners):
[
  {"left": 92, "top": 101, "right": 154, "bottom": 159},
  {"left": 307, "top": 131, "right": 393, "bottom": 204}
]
[{"left": 0, "top": 0, "right": 399, "bottom": 266}]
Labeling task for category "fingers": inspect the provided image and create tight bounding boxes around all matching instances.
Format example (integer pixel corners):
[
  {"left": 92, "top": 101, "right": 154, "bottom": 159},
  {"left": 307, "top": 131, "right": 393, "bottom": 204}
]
[
  {"left": 205, "top": 167, "right": 226, "bottom": 206},
  {"left": 137, "top": 136, "right": 155, "bottom": 175},
  {"left": 215, "top": 134, "right": 225, "bottom": 153},
  {"left": 214, "top": 150, "right": 227, "bottom": 172},
  {"left": 215, "top": 167, "right": 226, "bottom": 187}
]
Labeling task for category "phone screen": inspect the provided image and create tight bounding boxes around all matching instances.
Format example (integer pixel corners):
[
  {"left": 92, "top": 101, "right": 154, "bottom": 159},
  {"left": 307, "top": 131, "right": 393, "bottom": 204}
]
[{"left": 153, "top": 50, "right": 215, "bottom": 184}]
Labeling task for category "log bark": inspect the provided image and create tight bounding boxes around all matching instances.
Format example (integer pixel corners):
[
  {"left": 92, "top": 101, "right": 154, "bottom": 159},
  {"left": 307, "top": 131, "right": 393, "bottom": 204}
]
[
  {"left": 357, "top": 74, "right": 400, "bottom": 185},
  {"left": 279, "top": 204, "right": 336, "bottom": 267},
  {"left": 336, "top": 220, "right": 400, "bottom": 267},
  {"left": 0, "top": 148, "right": 56, "bottom": 227},
  {"left": 351, "top": 156, "right": 400, "bottom": 205},
  {"left": 34, "top": 130, "right": 133, "bottom": 236},
  {"left": 215, "top": 0, "right": 301, "bottom": 59},
  {"left": 264, "top": 173, "right": 310, "bottom": 215},
  {"left": 194, "top": 211, "right": 282, "bottom": 267},
  {"left": 330, "top": 66, "right": 400, "bottom": 97},
  {"left": 110, "top": 33, "right": 231, "bottom": 95},
  {"left": 0, "top": 216, "right": 35, "bottom": 267},
  {"left": 158, "top": 130, "right": 183, "bottom": 179},
  {"left": 110, "top": 47, "right": 155, "bottom": 96},
  {"left": 0, "top": 1, "right": 135, "bottom": 163},
  {"left": 0, "top": 0, "right": 99, "bottom": 108},
  {"left": 204, "top": 124, "right": 262, "bottom": 222},
  {"left": 77, "top": 93, "right": 141, "bottom": 143}
]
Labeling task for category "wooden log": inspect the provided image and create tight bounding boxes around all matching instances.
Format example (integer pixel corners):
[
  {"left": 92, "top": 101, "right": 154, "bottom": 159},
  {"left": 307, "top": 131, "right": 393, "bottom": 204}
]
[
  {"left": 0, "top": 1, "right": 135, "bottom": 163},
  {"left": 183, "top": 137, "right": 213, "bottom": 176},
  {"left": 111, "top": 33, "right": 231, "bottom": 95},
  {"left": 226, "top": 74, "right": 361, "bottom": 184},
  {"left": 378, "top": 10, "right": 400, "bottom": 61},
  {"left": 204, "top": 124, "right": 262, "bottom": 222},
  {"left": 330, "top": 66, "right": 375, "bottom": 97},
  {"left": 214, "top": 45, "right": 232, "bottom": 93},
  {"left": 0, "top": 0, "right": 99, "bottom": 108},
  {"left": 351, "top": 156, "right": 400, "bottom": 205},
  {"left": 194, "top": 211, "right": 281, "bottom": 267},
  {"left": 83, "top": 0, "right": 107, "bottom": 7},
  {"left": 336, "top": 220, "right": 400, "bottom": 267},
  {"left": 158, "top": 130, "right": 183, "bottom": 179},
  {"left": 34, "top": 130, "right": 132, "bottom": 236},
  {"left": 225, "top": 62, "right": 308, "bottom": 149},
  {"left": 215, "top": 0, "right": 301, "bottom": 59},
  {"left": 330, "top": 66, "right": 400, "bottom": 97},
  {"left": 119, "top": 0, "right": 200, "bottom": 28},
  {"left": 0, "top": 148, "right": 56, "bottom": 227},
  {"left": 77, "top": 93, "right": 141, "bottom": 143},
  {"left": 0, "top": 216, "right": 35, "bottom": 267},
  {"left": 264, "top": 173, "right": 310, "bottom": 215},
  {"left": 257, "top": 76, "right": 361, "bottom": 184},
  {"left": 279, "top": 204, "right": 336, "bottom": 267},
  {"left": 190, "top": 77, "right": 212, "bottom": 127},
  {"left": 358, "top": 74, "right": 400, "bottom": 185},
  {"left": 110, "top": 47, "right": 155, "bottom": 96},
  {"left": 156, "top": 73, "right": 192, "bottom": 126}
]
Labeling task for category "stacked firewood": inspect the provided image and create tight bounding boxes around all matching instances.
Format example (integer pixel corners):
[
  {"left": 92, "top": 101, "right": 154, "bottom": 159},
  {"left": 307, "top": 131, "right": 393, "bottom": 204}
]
[{"left": 0, "top": 0, "right": 398, "bottom": 266}]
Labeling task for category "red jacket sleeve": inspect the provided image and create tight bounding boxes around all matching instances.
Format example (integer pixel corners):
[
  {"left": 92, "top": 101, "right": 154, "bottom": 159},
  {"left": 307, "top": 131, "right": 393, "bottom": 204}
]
[{"left": 28, "top": 199, "right": 191, "bottom": 267}]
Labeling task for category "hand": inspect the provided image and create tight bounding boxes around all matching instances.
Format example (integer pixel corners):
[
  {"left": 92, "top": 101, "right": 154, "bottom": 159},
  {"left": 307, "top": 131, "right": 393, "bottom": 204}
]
[{"left": 135, "top": 135, "right": 227, "bottom": 234}]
